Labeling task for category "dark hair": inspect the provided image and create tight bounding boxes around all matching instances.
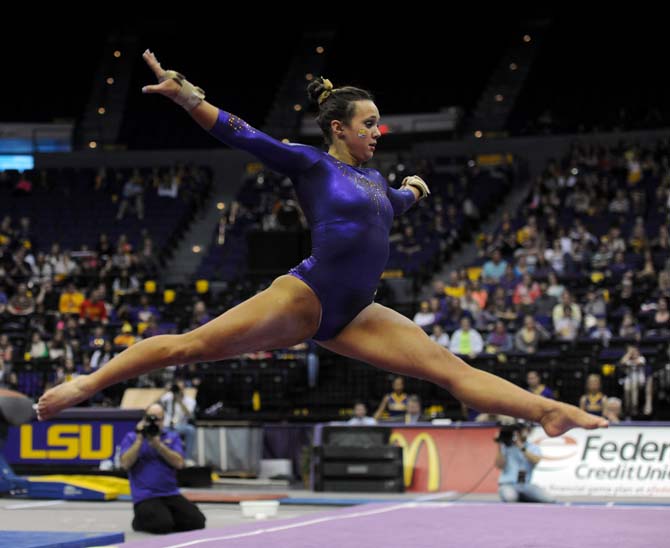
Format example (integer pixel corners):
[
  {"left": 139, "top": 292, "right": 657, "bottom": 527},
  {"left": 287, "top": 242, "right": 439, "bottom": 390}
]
[{"left": 307, "top": 77, "right": 374, "bottom": 146}]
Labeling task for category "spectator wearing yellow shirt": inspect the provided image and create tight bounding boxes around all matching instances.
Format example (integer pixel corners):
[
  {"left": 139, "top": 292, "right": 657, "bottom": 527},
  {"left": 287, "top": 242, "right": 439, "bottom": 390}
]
[
  {"left": 59, "top": 282, "right": 85, "bottom": 315},
  {"left": 114, "top": 323, "right": 138, "bottom": 348},
  {"left": 445, "top": 271, "right": 466, "bottom": 299}
]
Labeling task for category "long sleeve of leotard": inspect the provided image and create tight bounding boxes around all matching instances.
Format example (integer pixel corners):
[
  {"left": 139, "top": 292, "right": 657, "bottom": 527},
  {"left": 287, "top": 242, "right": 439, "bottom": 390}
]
[
  {"left": 386, "top": 185, "right": 417, "bottom": 217},
  {"left": 208, "top": 109, "right": 320, "bottom": 176}
]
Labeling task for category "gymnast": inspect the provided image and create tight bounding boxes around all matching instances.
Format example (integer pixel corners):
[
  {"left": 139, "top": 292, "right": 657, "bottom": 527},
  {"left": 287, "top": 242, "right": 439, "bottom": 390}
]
[{"left": 37, "top": 50, "right": 608, "bottom": 436}]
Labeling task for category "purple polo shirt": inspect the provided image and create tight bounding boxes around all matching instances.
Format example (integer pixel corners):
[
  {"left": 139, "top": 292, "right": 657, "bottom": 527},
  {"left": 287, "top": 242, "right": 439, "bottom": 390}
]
[{"left": 120, "top": 429, "right": 183, "bottom": 504}]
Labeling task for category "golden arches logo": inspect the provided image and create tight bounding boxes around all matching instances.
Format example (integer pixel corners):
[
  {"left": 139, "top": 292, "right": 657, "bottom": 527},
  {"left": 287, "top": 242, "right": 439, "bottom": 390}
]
[{"left": 390, "top": 432, "right": 440, "bottom": 492}]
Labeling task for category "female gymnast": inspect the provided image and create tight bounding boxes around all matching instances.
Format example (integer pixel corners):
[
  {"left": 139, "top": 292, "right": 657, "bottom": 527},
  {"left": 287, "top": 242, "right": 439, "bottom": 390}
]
[{"left": 37, "top": 50, "right": 608, "bottom": 436}]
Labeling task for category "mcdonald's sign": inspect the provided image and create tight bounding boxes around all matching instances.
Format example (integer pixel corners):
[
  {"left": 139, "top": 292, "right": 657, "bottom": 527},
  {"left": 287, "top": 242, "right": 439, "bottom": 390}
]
[
  {"left": 390, "top": 431, "right": 441, "bottom": 492},
  {"left": 389, "top": 426, "right": 500, "bottom": 494}
]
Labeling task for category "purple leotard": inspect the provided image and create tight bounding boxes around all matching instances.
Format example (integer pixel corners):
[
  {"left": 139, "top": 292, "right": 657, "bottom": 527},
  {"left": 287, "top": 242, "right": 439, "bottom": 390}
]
[{"left": 209, "top": 109, "right": 416, "bottom": 340}]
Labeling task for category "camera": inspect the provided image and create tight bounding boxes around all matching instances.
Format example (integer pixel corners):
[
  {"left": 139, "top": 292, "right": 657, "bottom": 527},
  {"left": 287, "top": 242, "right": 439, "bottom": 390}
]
[
  {"left": 494, "top": 424, "right": 519, "bottom": 446},
  {"left": 140, "top": 414, "right": 161, "bottom": 437}
]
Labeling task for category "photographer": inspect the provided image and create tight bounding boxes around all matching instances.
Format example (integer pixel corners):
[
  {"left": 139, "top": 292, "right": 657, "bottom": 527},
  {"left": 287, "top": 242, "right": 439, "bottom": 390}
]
[
  {"left": 120, "top": 403, "right": 205, "bottom": 534},
  {"left": 159, "top": 380, "right": 197, "bottom": 465},
  {"left": 494, "top": 422, "right": 555, "bottom": 503}
]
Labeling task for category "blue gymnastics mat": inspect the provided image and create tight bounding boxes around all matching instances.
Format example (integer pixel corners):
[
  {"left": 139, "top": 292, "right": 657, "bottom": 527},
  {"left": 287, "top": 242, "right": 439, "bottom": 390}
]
[{"left": 0, "top": 530, "right": 124, "bottom": 547}]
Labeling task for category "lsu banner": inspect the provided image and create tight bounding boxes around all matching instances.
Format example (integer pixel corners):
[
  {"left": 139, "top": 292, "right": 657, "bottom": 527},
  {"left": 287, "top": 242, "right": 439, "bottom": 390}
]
[
  {"left": 530, "top": 425, "right": 670, "bottom": 498},
  {"left": 389, "top": 426, "right": 499, "bottom": 493},
  {"left": 4, "top": 420, "right": 136, "bottom": 465}
]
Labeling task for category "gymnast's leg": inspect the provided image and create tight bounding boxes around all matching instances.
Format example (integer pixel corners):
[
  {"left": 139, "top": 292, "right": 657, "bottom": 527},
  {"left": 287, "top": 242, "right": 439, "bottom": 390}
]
[
  {"left": 37, "top": 275, "right": 321, "bottom": 419},
  {"left": 317, "top": 303, "right": 608, "bottom": 436}
]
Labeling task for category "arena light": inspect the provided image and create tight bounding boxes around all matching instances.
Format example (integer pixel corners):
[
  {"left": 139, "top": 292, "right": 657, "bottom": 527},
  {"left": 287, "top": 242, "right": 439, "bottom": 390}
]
[
  {"left": 379, "top": 124, "right": 390, "bottom": 135},
  {"left": 89, "top": 141, "right": 98, "bottom": 149},
  {"left": 474, "top": 130, "right": 483, "bottom": 139},
  {"left": 281, "top": 138, "right": 290, "bottom": 143},
  {"left": 98, "top": 107, "right": 106, "bottom": 115},
  {"left": 523, "top": 34, "right": 532, "bottom": 43},
  {"left": 316, "top": 46, "right": 325, "bottom": 54},
  {"left": 113, "top": 50, "right": 121, "bottom": 58},
  {"left": 495, "top": 94, "right": 504, "bottom": 102},
  {"left": 106, "top": 77, "right": 115, "bottom": 85},
  {"left": 305, "top": 73, "right": 314, "bottom": 81},
  {"left": 509, "top": 62, "right": 518, "bottom": 71},
  {"left": 293, "top": 104, "right": 302, "bottom": 112},
  {"left": 192, "top": 245, "right": 201, "bottom": 253},
  {"left": 216, "top": 202, "right": 225, "bottom": 210}
]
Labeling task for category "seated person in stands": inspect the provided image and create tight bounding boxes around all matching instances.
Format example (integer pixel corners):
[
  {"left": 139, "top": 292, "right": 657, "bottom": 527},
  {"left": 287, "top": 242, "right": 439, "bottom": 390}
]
[
  {"left": 413, "top": 300, "right": 436, "bottom": 329},
  {"left": 429, "top": 324, "right": 450, "bottom": 348},
  {"left": 449, "top": 317, "right": 484, "bottom": 358},
  {"left": 552, "top": 291, "right": 581, "bottom": 341},
  {"left": 618, "top": 311, "right": 641, "bottom": 340},
  {"left": 87, "top": 326, "right": 108, "bottom": 351},
  {"left": 347, "top": 401, "right": 377, "bottom": 425},
  {"left": 486, "top": 320, "right": 514, "bottom": 354},
  {"left": 579, "top": 374, "right": 607, "bottom": 416},
  {"left": 374, "top": 376, "right": 408, "bottom": 421},
  {"left": 588, "top": 317, "right": 613, "bottom": 345},
  {"left": 526, "top": 370, "right": 554, "bottom": 399},
  {"left": 603, "top": 397, "right": 623, "bottom": 424},
  {"left": 647, "top": 297, "right": 670, "bottom": 335},
  {"left": 404, "top": 395, "right": 427, "bottom": 424},
  {"left": 514, "top": 315, "right": 550, "bottom": 354}
]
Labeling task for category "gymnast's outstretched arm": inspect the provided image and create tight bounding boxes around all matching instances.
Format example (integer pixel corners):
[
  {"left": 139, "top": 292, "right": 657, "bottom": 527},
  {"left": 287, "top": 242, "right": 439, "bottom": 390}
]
[
  {"left": 387, "top": 184, "right": 419, "bottom": 216},
  {"left": 141, "top": 49, "right": 319, "bottom": 176}
]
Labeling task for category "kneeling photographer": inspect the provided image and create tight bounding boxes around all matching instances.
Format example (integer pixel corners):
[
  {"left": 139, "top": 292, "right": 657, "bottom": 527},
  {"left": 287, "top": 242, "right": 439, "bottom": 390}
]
[
  {"left": 120, "top": 403, "right": 206, "bottom": 534},
  {"left": 494, "top": 421, "right": 555, "bottom": 503}
]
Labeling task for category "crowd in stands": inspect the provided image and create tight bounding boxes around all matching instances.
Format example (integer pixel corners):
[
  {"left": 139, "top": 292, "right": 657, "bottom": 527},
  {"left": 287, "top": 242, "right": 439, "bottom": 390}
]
[
  {"left": 412, "top": 139, "right": 670, "bottom": 420},
  {"left": 2, "top": 141, "right": 670, "bottom": 422},
  {"left": 0, "top": 164, "right": 213, "bottom": 404}
]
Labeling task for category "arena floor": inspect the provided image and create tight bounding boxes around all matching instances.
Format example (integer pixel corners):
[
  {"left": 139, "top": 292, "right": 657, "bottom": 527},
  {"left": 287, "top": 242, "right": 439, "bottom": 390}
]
[{"left": 1, "top": 489, "right": 669, "bottom": 546}]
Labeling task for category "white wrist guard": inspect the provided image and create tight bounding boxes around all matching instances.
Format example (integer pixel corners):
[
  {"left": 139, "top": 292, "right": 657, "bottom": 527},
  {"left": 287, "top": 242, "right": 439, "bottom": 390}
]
[
  {"left": 403, "top": 175, "right": 431, "bottom": 200},
  {"left": 160, "top": 70, "right": 206, "bottom": 112}
]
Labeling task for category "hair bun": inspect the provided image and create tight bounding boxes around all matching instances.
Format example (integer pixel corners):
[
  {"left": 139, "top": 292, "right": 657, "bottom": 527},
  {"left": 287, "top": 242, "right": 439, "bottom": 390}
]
[{"left": 307, "top": 77, "right": 334, "bottom": 107}]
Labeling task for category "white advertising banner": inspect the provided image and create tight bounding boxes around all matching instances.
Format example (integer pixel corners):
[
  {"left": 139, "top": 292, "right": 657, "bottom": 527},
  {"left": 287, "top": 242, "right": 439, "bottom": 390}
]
[{"left": 530, "top": 425, "right": 670, "bottom": 498}]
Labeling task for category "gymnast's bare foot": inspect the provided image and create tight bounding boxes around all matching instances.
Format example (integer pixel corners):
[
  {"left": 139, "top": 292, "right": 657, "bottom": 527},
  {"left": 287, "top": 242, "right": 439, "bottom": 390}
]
[
  {"left": 36, "top": 375, "right": 93, "bottom": 421},
  {"left": 540, "top": 400, "right": 608, "bottom": 437}
]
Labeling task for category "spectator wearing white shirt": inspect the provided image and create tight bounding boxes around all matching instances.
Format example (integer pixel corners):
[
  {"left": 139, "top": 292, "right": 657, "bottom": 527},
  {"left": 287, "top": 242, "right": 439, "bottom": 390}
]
[
  {"left": 429, "top": 324, "right": 450, "bottom": 347},
  {"left": 619, "top": 345, "right": 652, "bottom": 418},
  {"left": 552, "top": 291, "right": 581, "bottom": 340},
  {"left": 413, "top": 300, "right": 435, "bottom": 329},
  {"left": 347, "top": 402, "right": 377, "bottom": 425}
]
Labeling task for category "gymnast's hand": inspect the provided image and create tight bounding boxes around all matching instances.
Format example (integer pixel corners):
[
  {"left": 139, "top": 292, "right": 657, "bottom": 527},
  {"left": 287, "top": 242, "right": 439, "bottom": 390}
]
[
  {"left": 401, "top": 175, "right": 431, "bottom": 201},
  {"left": 141, "top": 49, "right": 181, "bottom": 100}
]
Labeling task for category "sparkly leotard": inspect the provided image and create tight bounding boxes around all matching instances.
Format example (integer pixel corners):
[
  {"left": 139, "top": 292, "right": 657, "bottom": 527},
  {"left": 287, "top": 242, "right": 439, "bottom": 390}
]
[{"left": 209, "top": 109, "right": 416, "bottom": 340}]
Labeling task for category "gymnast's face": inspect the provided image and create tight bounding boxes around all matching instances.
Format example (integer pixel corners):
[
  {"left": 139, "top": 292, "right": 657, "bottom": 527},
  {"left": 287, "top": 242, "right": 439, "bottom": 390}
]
[{"left": 334, "top": 100, "right": 381, "bottom": 164}]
